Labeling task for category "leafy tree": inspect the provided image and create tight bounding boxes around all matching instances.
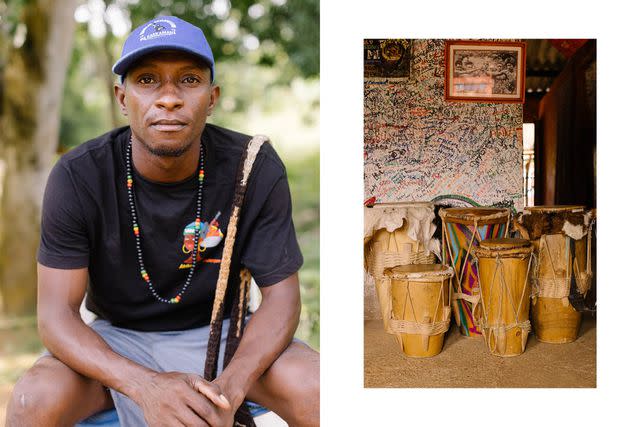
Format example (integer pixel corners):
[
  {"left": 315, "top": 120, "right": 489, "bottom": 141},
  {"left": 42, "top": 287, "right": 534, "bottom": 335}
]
[
  {"left": 123, "top": 0, "right": 319, "bottom": 78},
  {"left": 0, "top": 0, "right": 77, "bottom": 315}
]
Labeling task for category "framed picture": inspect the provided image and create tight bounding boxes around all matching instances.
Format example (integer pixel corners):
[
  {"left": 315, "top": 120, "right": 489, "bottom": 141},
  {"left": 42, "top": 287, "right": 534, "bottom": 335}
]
[
  {"left": 364, "top": 39, "right": 412, "bottom": 82},
  {"left": 445, "top": 40, "right": 526, "bottom": 103}
]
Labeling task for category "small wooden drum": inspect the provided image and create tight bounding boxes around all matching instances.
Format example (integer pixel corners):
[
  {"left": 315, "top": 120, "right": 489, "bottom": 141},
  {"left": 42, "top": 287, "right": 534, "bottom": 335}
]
[
  {"left": 514, "top": 206, "right": 595, "bottom": 343},
  {"left": 439, "top": 207, "right": 511, "bottom": 336},
  {"left": 473, "top": 239, "right": 533, "bottom": 357},
  {"left": 384, "top": 264, "right": 454, "bottom": 357},
  {"left": 364, "top": 202, "right": 437, "bottom": 332}
]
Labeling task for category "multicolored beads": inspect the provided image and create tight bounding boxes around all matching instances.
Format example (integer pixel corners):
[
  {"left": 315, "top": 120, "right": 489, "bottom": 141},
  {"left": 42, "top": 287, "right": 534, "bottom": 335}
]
[{"left": 125, "top": 137, "right": 205, "bottom": 304}]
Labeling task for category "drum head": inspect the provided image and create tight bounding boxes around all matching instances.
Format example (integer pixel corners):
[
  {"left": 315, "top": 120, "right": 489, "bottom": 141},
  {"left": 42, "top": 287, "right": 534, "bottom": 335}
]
[
  {"left": 386, "top": 263, "right": 454, "bottom": 279},
  {"left": 474, "top": 238, "right": 533, "bottom": 257},
  {"left": 518, "top": 205, "right": 592, "bottom": 239},
  {"left": 479, "top": 238, "right": 530, "bottom": 250},
  {"left": 439, "top": 207, "right": 510, "bottom": 225}
]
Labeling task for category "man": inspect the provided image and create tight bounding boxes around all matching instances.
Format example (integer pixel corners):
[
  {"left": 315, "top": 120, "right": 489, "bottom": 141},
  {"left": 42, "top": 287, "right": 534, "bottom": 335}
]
[{"left": 6, "top": 16, "right": 319, "bottom": 427}]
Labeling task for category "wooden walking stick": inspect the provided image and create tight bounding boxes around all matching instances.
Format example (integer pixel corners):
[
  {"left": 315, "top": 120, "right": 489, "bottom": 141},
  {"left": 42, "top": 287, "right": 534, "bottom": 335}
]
[{"left": 203, "top": 135, "right": 269, "bottom": 427}]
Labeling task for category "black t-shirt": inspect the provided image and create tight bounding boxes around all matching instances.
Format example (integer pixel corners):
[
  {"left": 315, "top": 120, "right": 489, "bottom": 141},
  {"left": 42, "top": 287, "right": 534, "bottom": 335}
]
[{"left": 38, "top": 124, "right": 303, "bottom": 331}]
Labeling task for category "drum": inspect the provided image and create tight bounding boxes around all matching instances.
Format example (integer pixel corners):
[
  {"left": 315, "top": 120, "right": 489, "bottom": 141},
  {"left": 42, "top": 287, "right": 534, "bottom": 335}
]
[
  {"left": 384, "top": 264, "right": 454, "bottom": 357},
  {"left": 364, "top": 202, "right": 438, "bottom": 332},
  {"left": 472, "top": 239, "right": 533, "bottom": 357},
  {"left": 514, "top": 206, "right": 595, "bottom": 343},
  {"left": 439, "top": 207, "right": 511, "bottom": 336}
]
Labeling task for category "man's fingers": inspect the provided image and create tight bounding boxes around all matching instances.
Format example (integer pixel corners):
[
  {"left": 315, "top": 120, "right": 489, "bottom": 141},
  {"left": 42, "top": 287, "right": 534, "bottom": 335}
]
[
  {"left": 185, "top": 390, "right": 222, "bottom": 426},
  {"left": 175, "top": 406, "right": 210, "bottom": 427},
  {"left": 195, "top": 380, "right": 232, "bottom": 410}
]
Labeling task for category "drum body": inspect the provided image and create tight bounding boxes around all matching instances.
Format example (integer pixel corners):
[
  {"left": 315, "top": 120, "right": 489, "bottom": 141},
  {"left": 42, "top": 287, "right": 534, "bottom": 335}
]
[
  {"left": 364, "top": 203, "right": 437, "bottom": 332},
  {"left": 473, "top": 239, "right": 533, "bottom": 357},
  {"left": 515, "top": 206, "right": 595, "bottom": 343},
  {"left": 440, "top": 208, "right": 510, "bottom": 336},
  {"left": 385, "top": 264, "right": 454, "bottom": 357}
]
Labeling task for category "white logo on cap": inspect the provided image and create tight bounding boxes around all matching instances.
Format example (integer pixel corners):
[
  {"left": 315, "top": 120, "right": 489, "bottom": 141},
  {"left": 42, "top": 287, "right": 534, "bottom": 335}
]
[{"left": 139, "top": 19, "right": 177, "bottom": 42}]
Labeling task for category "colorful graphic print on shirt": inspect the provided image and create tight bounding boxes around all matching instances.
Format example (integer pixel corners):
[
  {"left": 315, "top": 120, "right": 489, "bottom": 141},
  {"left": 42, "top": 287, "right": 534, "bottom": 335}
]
[{"left": 179, "top": 211, "right": 224, "bottom": 269}]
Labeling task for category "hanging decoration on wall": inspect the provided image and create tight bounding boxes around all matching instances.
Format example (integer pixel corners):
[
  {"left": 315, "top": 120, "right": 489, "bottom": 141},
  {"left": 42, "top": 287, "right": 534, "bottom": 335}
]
[
  {"left": 445, "top": 40, "right": 526, "bottom": 103},
  {"left": 364, "top": 39, "right": 412, "bottom": 82}
]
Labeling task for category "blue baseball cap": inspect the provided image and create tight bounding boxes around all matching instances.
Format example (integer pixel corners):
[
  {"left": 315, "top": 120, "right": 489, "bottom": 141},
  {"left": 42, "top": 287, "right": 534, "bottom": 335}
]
[{"left": 112, "top": 16, "right": 215, "bottom": 81}]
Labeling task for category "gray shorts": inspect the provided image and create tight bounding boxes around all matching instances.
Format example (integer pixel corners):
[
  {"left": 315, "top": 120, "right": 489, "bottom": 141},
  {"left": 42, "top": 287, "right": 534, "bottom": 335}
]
[{"left": 42, "top": 317, "right": 268, "bottom": 426}]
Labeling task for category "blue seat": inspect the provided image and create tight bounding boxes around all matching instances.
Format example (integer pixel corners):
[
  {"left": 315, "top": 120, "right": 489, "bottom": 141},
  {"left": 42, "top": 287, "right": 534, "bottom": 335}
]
[
  {"left": 246, "top": 400, "right": 270, "bottom": 418},
  {"left": 76, "top": 409, "right": 119, "bottom": 427},
  {"left": 76, "top": 402, "right": 270, "bottom": 426}
]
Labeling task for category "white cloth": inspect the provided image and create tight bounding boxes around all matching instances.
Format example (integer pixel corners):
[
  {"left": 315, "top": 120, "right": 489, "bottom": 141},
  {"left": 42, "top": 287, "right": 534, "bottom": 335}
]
[{"left": 364, "top": 202, "right": 440, "bottom": 256}]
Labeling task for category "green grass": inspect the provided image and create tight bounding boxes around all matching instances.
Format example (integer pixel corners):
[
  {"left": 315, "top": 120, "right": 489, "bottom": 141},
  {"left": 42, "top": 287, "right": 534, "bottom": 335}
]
[
  {"left": 0, "top": 318, "right": 42, "bottom": 385},
  {"left": 287, "top": 151, "right": 320, "bottom": 350}
]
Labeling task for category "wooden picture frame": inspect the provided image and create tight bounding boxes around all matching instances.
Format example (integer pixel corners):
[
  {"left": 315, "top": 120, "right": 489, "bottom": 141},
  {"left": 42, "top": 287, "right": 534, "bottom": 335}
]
[{"left": 445, "top": 40, "right": 526, "bottom": 103}]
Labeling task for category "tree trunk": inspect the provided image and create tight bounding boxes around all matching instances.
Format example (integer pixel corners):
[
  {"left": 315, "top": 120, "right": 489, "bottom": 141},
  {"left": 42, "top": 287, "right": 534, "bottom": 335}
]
[
  {"left": 0, "top": 0, "right": 76, "bottom": 315},
  {"left": 102, "top": 31, "right": 119, "bottom": 129}
]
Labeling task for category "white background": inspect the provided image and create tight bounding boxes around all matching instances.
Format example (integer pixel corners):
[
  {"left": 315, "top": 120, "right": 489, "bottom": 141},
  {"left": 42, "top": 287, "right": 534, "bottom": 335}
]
[{"left": 319, "top": 0, "right": 639, "bottom": 425}]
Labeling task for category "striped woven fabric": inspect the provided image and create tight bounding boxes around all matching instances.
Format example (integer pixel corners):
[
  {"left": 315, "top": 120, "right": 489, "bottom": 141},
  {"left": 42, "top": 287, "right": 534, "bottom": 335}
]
[{"left": 444, "top": 222, "right": 507, "bottom": 336}]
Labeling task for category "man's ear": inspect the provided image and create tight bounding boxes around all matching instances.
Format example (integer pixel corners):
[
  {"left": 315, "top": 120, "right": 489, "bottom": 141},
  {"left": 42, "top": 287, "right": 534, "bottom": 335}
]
[
  {"left": 114, "top": 82, "right": 128, "bottom": 116},
  {"left": 207, "top": 85, "right": 220, "bottom": 116}
]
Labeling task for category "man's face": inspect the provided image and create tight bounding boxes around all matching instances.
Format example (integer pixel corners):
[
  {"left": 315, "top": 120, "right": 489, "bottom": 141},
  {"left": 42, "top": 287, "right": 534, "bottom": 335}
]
[{"left": 115, "top": 50, "right": 219, "bottom": 157}]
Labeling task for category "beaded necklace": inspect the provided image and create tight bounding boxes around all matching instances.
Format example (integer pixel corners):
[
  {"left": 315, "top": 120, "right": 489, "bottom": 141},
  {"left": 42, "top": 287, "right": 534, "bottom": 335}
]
[{"left": 125, "top": 137, "right": 205, "bottom": 304}]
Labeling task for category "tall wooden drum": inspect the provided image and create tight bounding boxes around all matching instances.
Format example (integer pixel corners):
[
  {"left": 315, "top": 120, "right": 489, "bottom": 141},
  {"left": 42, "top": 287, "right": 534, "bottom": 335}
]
[
  {"left": 473, "top": 239, "right": 533, "bottom": 357},
  {"left": 384, "top": 264, "right": 454, "bottom": 357},
  {"left": 514, "top": 206, "right": 595, "bottom": 343},
  {"left": 439, "top": 208, "right": 511, "bottom": 336},
  {"left": 364, "top": 202, "right": 438, "bottom": 332}
]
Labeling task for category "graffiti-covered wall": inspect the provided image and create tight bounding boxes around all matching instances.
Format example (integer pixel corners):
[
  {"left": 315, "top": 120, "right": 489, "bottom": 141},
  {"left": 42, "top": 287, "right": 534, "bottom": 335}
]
[{"left": 364, "top": 39, "right": 524, "bottom": 209}]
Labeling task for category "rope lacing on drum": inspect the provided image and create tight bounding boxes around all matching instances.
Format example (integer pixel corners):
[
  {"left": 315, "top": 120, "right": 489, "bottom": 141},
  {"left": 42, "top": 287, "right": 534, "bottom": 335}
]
[
  {"left": 532, "top": 235, "right": 571, "bottom": 299},
  {"left": 443, "top": 220, "right": 480, "bottom": 325},
  {"left": 474, "top": 253, "right": 533, "bottom": 355},
  {"left": 388, "top": 276, "right": 451, "bottom": 342},
  {"left": 574, "top": 219, "right": 594, "bottom": 296},
  {"left": 442, "top": 217, "right": 509, "bottom": 328}
]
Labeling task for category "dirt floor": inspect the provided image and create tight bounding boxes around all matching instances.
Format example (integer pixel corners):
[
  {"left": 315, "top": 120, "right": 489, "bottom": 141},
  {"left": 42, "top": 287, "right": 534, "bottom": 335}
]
[{"left": 364, "top": 315, "right": 596, "bottom": 388}]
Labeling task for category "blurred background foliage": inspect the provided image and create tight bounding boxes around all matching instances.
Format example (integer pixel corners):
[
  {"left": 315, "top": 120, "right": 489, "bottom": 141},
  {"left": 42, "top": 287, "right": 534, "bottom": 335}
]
[{"left": 0, "top": 0, "right": 318, "bottom": 418}]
